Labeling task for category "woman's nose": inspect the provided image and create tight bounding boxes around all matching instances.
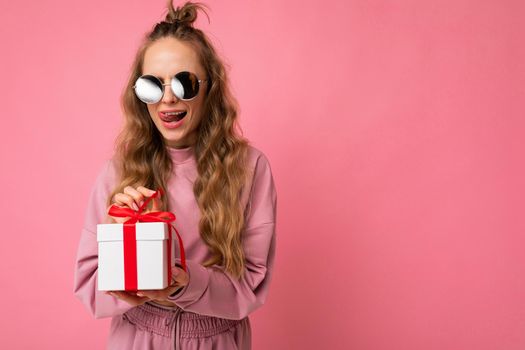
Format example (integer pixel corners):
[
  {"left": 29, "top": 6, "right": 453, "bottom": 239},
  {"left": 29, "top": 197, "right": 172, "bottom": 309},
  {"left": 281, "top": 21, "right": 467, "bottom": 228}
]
[{"left": 161, "top": 83, "right": 179, "bottom": 103}]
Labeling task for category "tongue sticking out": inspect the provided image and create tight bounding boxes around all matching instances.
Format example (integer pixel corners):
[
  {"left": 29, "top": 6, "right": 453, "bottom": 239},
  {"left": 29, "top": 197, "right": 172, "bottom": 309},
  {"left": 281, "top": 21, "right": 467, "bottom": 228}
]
[{"left": 165, "top": 111, "right": 187, "bottom": 122}]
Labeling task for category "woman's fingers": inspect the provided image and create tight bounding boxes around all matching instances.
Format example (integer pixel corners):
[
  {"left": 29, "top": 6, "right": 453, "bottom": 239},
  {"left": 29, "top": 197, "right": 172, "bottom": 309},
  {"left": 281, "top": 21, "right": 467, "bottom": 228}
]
[
  {"left": 111, "top": 186, "right": 159, "bottom": 212},
  {"left": 133, "top": 267, "right": 188, "bottom": 302},
  {"left": 171, "top": 266, "right": 189, "bottom": 286},
  {"left": 113, "top": 192, "right": 139, "bottom": 211},
  {"left": 106, "top": 291, "right": 150, "bottom": 306},
  {"left": 136, "top": 289, "right": 162, "bottom": 299},
  {"left": 136, "top": 186, "right": 160, "bottom": 211},
  {"left": 123, "top": 186, "right": 145, "bottom": 210},
  {"left": 136, "top": 284, "right": 181, "bottom": 301},
  {"left": 107, "top": 186, "right": 161, "bottom": 223},
  {"left": 108, "top": 191, "right": 139, "bottom": 223}
]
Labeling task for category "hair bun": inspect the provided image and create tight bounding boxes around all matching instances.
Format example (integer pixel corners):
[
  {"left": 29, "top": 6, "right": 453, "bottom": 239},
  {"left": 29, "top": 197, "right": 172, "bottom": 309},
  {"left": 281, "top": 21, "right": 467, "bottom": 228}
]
[{"left": 165, "top": 1, "right": 205, "bottom": 28}]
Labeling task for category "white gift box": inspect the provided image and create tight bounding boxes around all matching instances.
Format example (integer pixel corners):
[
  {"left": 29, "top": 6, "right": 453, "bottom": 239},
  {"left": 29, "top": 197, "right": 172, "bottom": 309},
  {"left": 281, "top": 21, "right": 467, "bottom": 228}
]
[{"left": 97, "top": 222, "right": 171, "bottom": 291}]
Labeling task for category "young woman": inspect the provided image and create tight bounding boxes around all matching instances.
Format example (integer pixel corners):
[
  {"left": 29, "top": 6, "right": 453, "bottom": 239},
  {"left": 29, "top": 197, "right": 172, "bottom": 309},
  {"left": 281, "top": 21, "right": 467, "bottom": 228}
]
[{"left": 73, "top": 1, "right": 277, "bottom": 349}]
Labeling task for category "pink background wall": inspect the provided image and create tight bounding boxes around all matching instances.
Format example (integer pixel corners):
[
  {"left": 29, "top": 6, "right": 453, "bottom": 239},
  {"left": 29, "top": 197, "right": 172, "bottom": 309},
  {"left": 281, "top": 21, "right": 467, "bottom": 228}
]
[{"left": 1, "top": 0, "right": 524, "bottom": 349}]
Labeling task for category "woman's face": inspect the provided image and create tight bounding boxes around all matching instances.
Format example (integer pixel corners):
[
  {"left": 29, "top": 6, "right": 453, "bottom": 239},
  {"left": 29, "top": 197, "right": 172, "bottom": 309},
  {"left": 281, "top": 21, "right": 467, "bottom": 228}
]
[{"left": 142, "top": 37, "right": 208, "bottom": 148}]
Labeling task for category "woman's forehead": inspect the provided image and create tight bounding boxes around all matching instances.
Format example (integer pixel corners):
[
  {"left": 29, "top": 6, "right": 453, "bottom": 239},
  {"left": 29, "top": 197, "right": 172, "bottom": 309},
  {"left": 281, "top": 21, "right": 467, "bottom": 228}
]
[{"left": 143, "top": 38, "right": 204, "bottom": 77}]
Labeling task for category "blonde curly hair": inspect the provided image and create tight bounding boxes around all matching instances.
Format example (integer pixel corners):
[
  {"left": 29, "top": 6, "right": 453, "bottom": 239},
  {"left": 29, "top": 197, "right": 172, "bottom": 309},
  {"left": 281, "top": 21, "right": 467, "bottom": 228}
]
[{"left": 107, "top": 1, "right": 252, "bottom": 279}]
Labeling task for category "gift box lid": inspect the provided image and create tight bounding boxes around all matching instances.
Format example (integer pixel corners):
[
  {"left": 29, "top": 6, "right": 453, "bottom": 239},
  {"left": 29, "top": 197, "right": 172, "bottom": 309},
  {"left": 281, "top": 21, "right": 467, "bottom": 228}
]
[{"left": 96, "top": 222, "right": 169, "bottom": 242}]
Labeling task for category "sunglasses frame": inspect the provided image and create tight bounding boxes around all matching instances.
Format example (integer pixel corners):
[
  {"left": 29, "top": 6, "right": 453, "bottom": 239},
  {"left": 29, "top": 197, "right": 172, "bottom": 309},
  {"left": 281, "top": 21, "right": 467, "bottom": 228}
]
[{"left": 133, "top": 71, "right": 208, "bottom": 104}]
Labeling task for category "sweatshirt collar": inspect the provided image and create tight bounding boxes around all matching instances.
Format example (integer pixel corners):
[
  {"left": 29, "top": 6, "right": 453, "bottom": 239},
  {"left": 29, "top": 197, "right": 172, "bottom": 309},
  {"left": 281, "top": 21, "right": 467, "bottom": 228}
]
[{"left": 166, "top": 145, "right": 195, "bottom": 164}]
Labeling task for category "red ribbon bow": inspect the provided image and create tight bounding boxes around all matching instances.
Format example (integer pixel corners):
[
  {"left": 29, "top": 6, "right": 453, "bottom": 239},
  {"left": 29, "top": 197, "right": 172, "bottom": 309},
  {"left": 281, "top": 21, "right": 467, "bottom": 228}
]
[{"left": 107, "top": 188, "right": 186, "bottom": 291}]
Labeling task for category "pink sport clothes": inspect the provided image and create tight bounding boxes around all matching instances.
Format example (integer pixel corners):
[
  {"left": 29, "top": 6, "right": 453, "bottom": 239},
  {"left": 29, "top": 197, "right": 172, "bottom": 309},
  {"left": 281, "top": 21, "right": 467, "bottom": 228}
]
[{"left": 73, "top": 144, "right": 277, "bottom": 350}]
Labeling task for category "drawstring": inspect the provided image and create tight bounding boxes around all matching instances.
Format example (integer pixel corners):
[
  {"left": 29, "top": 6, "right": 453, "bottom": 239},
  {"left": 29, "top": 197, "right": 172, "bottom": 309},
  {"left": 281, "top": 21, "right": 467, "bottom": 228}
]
[{"left": 165, "top": 307, "right": 184, "bottom": 350}]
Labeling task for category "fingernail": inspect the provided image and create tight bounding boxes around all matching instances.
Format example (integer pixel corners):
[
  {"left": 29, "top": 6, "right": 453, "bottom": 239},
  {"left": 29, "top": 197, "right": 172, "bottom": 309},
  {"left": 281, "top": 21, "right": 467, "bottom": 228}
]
[
  {"left": 132, "top": 203, "right": 139, "bottom": 211},
  {"left": 136, "top": 292, "right": 144, "bottom": 297}
]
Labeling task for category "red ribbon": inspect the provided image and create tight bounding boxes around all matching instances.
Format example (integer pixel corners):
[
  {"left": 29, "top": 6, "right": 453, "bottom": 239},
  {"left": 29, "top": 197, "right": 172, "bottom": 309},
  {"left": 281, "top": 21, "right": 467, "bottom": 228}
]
[{"left": 107, "top": 188, "right": 186, "bottom": 291}]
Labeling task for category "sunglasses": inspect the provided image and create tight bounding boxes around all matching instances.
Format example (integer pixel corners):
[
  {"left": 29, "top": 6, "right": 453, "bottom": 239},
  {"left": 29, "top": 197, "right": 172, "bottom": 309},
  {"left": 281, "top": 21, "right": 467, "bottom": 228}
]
[{"left": 133, "top": 71, "right": 208, "bottom": 104}]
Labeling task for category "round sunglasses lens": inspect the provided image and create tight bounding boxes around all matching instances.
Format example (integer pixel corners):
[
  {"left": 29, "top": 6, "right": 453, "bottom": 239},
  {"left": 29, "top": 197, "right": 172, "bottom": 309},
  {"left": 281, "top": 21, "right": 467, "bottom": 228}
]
[
  {"left": 135, "top": 75, "right": 163, "bottom": 104},
  {"left": 171, "top": 78, "right": 185, "bottom": 100},
  {"left": 172, "top": 72, "right": 199, "bottom": 100}
]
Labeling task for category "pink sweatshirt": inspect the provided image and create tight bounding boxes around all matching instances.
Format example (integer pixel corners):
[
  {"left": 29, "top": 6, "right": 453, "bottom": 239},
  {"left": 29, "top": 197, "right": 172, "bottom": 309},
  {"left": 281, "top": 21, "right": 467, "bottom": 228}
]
[{"left": 73, "top": 145, "right": 277, "bottom": 348}]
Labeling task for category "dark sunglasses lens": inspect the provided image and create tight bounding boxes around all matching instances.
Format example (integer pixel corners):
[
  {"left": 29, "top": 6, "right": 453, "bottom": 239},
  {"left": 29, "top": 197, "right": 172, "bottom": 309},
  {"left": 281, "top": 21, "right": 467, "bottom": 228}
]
[
  {"left": 172, "top": 71, "right": 200, "bottom": 100},
  {"left": 134, "top": 75, "right": 163, "bottom": 104}
]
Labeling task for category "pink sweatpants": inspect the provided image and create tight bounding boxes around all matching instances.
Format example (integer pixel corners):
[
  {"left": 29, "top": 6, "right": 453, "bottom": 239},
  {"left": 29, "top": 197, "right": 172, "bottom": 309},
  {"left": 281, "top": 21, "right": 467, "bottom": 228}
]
[{"left": 107, "top": 302, "right": 252, "bottom": 349}]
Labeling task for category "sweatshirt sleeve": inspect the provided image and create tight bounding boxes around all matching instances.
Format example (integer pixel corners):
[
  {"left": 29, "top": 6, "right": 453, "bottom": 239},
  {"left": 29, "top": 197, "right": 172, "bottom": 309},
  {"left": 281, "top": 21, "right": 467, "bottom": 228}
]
[
  {"left": 167, "top": 152, "right": 278, "bottom": 320},
  {"left": 73, "top": 159, "right": 135, "bottom": 319}
]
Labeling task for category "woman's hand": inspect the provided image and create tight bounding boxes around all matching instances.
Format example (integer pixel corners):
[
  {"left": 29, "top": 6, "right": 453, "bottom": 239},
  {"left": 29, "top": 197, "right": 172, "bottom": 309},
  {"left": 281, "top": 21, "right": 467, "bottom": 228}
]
[
  {"left": 105, "top": 290, "right": 151, "bottom": 306},
  {"left": 107, "top": 185, "right": 160, "bottom": 223},
  {"left": 136, "top": 265, "right": 189, "bottom": 302}
]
